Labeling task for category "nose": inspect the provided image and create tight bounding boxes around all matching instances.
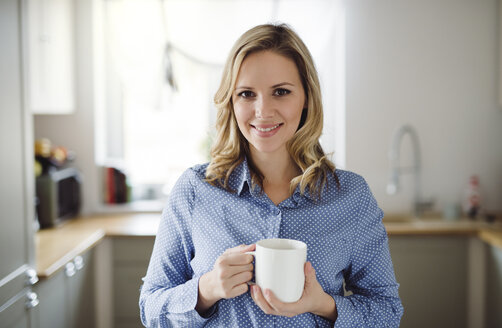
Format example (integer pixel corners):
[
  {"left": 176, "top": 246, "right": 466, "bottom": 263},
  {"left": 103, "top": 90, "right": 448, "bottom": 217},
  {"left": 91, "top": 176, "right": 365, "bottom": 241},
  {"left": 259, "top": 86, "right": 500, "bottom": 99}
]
[{"left": 255, "top": 96, "right": 274, "bottom": 119}]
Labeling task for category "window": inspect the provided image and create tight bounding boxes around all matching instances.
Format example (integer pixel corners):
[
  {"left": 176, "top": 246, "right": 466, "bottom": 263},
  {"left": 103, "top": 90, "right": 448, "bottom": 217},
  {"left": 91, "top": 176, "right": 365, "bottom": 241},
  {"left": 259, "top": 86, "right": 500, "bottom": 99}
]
[{"left": 98, "top": 0, "right": 345, "bottom": 210}]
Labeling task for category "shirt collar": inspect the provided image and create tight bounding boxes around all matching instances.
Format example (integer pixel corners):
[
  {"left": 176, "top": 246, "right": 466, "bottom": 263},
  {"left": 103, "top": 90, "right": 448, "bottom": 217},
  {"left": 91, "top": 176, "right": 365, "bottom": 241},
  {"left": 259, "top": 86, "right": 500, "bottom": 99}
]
[
  {"left": 228, "top": 156, "right": 316, "bottom": 203},
  {"left": 228, "top": 157, "right": 253, "bottom": 196}
]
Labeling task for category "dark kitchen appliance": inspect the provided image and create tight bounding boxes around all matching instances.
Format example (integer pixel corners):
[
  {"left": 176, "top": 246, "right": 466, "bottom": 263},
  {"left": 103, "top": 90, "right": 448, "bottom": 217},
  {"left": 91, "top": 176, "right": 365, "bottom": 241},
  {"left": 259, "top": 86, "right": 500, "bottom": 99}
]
[{"left": 36, "top": 167, "right": 82, "bottom": 228}]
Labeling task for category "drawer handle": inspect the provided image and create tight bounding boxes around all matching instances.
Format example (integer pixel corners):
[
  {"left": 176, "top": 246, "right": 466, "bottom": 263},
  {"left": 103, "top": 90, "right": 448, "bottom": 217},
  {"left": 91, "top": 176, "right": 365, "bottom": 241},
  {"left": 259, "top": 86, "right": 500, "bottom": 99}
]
[
  {"left": 65, "top": 262, "right": 76, "bottom": 277},
  {"left": 26, "top": 268, "right": 39, "bottom": 286},
  {"left": 25, "top": 291, "right": 39, "bottom": 309},
  {"left": 74, "top": 255, "right": 84, "bottom": 271}
]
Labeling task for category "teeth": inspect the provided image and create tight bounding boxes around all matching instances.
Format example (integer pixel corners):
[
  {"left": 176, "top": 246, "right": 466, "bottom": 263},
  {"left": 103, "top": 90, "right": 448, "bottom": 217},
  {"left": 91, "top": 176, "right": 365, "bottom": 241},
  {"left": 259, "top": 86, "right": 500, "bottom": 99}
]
[{"left": 255, "top": 124, "right": 280, "bottom": 132}]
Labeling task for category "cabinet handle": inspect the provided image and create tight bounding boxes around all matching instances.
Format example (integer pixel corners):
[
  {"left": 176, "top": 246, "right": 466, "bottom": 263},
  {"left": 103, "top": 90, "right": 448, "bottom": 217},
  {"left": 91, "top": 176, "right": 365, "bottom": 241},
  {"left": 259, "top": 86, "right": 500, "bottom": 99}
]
[
  {"left": 26, "top": 268, "right": 39, "bottom": 286},
  {"left": 65, "top": 262, "right": 76, "bottom": 277},
  {"left": 25, "top": 292, "right": 39, "bottom": 309},
  {"left": 74, "top": 255, "right": 84, "bottom": 271}
]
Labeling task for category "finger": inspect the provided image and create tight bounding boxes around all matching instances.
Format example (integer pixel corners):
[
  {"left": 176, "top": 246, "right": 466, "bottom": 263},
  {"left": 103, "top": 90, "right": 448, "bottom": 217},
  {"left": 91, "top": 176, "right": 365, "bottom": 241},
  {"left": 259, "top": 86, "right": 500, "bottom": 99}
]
[
  {"left": 224, "top": 252, "right": 254, "bottom": 265},
  {"left": 228, "top": 282, "right": 249, "bottom": 298},
  {"left": 215, "top": 263, "right": 253, "bottom": 280},
  {"left": 239, "top": 243, "right": 256, "bottom": 252},
  {"left": 216, "top": 253, "right": 253, "bottom": 267},
  {"left": 263, "top": 288, "right": 286, "bottom": 312},
  {"left": 226, "top": 244, "right": 255, "bottom": 254},
  {"left": 263, "top": 289, "right": 300, "bottom": 318},
  {"left": 228, "top": 269, "right": 253, "bottom": 289},
  {"left": 252, "top": 286, "right": 275, "bottom": 314},
  {"left": 305, "top": 261, "right": 315, "bottom": 281},
  {"left": 251, "top": 286, "right": 276, "bottom": 315},
  {"left": 220, "top": 281, "right": 249, "bottom": 300}
]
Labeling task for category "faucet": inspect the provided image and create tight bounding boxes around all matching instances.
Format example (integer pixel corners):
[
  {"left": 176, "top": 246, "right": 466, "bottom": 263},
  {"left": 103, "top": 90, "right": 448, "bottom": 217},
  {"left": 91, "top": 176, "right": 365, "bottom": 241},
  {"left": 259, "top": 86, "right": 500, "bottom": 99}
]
[{"left": 386, "top": 124, "right": 433, "bottom": 218}]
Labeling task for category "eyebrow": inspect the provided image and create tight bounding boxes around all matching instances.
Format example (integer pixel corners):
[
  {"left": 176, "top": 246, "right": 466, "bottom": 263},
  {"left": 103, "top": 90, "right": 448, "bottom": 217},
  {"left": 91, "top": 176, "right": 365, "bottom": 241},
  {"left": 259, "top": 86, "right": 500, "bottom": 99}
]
[{"left": 235, "top": 82, "right": 295, "bottom": 91}]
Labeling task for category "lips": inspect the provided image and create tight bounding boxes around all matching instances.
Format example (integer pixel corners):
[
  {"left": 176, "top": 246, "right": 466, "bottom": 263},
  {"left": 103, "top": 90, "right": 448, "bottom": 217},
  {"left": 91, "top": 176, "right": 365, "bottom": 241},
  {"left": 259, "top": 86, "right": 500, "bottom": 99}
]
[{"left": 250, "top": 123, "right": 283, "bottom": 137}]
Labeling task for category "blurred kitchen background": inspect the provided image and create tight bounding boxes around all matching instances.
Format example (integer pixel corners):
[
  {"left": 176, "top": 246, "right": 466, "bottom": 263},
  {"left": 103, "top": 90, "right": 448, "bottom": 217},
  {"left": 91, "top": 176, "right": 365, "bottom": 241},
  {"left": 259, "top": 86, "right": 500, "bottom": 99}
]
[{"left": 1, "top": 0, "right": 502, "bottom": 327}]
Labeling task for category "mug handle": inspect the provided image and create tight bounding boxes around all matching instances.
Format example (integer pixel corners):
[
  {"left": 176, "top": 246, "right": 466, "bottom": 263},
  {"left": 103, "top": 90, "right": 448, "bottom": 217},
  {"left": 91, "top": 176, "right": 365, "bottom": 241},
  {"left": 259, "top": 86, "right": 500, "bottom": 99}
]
[{"left": 245, "top": 251, "right": 256, "bottom": 285}]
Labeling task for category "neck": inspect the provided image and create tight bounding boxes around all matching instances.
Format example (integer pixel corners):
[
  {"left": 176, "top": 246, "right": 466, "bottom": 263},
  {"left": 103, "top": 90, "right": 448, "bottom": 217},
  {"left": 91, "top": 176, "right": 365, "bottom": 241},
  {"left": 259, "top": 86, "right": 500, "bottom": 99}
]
[{"left": 249, "top": 147, "right": 300, "bottom": 185}]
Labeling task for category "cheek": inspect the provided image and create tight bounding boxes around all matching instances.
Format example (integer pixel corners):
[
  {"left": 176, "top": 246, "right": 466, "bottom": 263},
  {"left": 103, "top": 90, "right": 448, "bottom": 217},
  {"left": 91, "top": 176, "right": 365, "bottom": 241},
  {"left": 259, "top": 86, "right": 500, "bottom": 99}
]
[
  {"left": 283, "top": 104, "right": 303, "bottom": 125},
  {"left": 233, "top": 105, "right": 250, "bottom": 131}
]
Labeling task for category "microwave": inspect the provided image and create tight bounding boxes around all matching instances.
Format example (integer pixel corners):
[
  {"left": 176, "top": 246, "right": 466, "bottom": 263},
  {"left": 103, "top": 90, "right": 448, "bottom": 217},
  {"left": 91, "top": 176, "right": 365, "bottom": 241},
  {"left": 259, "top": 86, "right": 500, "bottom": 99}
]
[{"left": 36, "top": 167, "right": 82, "bottom": 228}]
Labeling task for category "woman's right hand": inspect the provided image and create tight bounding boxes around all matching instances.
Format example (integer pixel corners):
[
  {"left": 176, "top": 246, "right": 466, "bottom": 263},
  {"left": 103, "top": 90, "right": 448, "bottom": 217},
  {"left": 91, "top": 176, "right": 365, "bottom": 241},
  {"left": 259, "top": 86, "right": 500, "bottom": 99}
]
[{"left": 196, "top": 244, "right": 255, "bottom": 314}]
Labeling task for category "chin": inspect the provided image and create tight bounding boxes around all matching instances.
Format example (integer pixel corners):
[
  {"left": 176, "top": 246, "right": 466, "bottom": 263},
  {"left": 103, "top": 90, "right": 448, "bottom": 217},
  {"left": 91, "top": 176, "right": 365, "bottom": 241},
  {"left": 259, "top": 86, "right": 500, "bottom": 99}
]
[{"left": 249, "top": 142, "right": 285, "bottom": 155}]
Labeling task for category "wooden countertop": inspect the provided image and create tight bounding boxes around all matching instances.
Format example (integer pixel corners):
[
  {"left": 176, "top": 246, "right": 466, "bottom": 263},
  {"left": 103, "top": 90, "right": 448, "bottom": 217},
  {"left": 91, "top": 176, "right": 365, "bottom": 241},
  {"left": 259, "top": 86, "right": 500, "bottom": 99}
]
[
  {"left": 384, "top": 217, "right": 501, "bottom": 236},
  {"left": 35, "top": 214, "right": 160, "bottom": 278},
  {"left": 35, "top": 213, "right": 502, "bottom": 278},
  {"left": 478, "top": 229, "right": 502, "bottom": 250}
]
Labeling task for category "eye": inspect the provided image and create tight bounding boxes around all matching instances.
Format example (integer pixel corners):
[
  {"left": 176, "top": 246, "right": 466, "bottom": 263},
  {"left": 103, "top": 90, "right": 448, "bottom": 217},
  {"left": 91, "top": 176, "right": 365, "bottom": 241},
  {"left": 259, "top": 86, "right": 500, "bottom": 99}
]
[
  {"left": 237, "top": 90, "right": 255, "bottom": 98},
  {"left": 274, "top": 88, "right": 291, "bottom": 96}
]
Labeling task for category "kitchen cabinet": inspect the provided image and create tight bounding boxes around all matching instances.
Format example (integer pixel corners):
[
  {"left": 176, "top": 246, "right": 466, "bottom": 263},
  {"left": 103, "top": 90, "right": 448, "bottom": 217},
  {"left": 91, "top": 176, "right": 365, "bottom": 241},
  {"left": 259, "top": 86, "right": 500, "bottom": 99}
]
[
  {"left": 0, "top": 0, "right": 38, "bottom": 327},
  {"left": 485, "top": 243, "right": 502, "bottom": 327},
  {"left": 35, "top": 249, "right": 95, "bottom": 328},
  {"left": 34, "top": 268, "right": 67, "bottom": 328},
  {"left": 389, "top": 236, "right": 468, "bottom": 328},
  {"left": 27, "top": 0, "right": 75, "bottom": 114},
  {"left": 68, "top": 251, "right": 95, "bottom": 328},
  {"left": 112, "top": 237, "right": 154, "bottom": 328}
]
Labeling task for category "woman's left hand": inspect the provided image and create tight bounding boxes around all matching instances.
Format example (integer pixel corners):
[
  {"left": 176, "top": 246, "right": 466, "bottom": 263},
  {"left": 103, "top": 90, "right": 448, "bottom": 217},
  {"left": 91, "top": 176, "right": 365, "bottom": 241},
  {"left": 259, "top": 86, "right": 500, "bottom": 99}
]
[{"left": 250, "top": 261, "right": 337, "bottom": 320}]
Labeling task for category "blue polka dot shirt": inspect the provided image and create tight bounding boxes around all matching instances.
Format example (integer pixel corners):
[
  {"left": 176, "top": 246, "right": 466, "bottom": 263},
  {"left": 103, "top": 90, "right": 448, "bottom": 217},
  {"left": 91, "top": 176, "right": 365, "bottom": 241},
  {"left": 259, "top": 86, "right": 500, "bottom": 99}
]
[{"left": 140, "top": 158, "right": 403, "bottom": 327}]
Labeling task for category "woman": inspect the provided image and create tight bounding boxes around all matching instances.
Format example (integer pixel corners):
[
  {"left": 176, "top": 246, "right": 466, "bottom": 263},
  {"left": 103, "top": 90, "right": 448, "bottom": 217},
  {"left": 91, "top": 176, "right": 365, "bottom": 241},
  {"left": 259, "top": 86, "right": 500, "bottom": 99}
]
[{"left": 140, "top": 23, "right": 403, "bottom": 327}]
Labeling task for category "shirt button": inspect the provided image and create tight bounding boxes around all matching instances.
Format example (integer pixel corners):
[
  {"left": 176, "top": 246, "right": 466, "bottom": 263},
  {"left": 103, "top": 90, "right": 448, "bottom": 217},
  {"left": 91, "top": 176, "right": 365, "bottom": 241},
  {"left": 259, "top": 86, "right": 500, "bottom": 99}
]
[{"left": 273, "top": 208, "right": 281, "bottom": 216}]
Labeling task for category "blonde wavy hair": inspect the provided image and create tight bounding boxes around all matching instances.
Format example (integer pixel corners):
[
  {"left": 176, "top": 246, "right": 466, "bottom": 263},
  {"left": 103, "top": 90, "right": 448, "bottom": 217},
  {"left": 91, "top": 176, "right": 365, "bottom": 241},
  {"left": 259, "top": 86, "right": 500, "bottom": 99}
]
[{"left": 205, "top": 23, "right": 338, "bottom": 200}]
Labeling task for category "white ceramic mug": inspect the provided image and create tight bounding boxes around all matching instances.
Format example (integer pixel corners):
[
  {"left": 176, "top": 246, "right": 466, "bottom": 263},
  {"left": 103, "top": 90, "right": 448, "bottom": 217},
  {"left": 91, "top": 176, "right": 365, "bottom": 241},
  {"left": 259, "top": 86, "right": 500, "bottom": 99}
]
[{"left": 247, "top": 238, "right": 307, "bottom": 303}]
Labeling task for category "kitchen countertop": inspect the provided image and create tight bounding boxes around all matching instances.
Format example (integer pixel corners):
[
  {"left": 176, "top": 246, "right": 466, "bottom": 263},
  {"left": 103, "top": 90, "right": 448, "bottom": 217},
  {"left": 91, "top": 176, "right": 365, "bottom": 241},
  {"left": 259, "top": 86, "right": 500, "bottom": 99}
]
[
  {"left": 478, "top": 229, "right": 502, "bottom": 249},
  {"left": 35, "top": 213, "right": 502, "bottom": 279},
  {"left": 35, "top": 214, "right": 160, "bottom": 278}
]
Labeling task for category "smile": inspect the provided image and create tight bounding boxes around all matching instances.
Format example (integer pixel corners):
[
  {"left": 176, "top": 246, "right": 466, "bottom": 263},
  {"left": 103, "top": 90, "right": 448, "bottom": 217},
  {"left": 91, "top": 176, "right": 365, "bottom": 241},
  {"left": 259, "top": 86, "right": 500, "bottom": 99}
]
[{"left": 253, "top": 124, "right": 282, "bottom": 132}]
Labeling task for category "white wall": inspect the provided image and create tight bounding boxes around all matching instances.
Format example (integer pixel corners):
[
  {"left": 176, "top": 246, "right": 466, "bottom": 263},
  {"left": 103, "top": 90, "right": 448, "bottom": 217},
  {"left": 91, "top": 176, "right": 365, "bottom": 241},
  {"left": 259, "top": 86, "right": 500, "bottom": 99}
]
[{"left": 344, "top": 0, "right": 502, "bottom": 214}]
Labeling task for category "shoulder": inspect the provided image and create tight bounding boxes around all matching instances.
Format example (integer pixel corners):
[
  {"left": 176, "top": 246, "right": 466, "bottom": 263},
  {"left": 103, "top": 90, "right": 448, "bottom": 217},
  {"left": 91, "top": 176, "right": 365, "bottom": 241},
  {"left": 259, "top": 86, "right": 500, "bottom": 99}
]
[
  {"left": 169, "top": 163, "right": 209, "bottom": 197},
  {"left": 322, "top": 169, "right": 373, "bottom": 204},
  {"left": 188, "top": 162, "right": 210, "bottom": 181},
  {"left": 331, "top": 169, "right": 369, "bottom": 192}
]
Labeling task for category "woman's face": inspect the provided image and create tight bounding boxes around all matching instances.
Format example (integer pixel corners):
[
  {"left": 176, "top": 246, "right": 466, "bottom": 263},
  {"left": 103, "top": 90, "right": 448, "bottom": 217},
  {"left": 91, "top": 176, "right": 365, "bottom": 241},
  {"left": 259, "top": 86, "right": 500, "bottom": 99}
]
[{"left": 232, "top": 50, "right": 306, "bottom": 157}]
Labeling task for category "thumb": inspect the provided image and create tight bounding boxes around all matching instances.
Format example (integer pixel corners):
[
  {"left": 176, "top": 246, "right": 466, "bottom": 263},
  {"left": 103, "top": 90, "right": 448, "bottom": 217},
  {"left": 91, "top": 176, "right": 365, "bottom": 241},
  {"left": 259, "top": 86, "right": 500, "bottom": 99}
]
[{"left": 305, "top": 262, "right": 316, "bottom": 281}]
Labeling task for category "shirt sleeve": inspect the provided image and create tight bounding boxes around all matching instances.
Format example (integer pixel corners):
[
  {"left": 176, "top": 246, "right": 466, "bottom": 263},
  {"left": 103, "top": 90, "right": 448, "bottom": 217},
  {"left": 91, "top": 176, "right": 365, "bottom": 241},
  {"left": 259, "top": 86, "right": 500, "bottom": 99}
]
[
  {"left": 330, "top": 178, "right": 404, "bottom": 328},
  {"left": 139, "top": 169, "right": 216, "bottom": 327}
]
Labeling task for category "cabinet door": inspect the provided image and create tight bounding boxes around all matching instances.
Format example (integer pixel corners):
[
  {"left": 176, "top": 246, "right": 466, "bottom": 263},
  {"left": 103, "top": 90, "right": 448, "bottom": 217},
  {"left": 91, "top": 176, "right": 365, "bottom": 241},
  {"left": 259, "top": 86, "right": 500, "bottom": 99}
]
[
  {"left": 35, "top": 270, "right": 68, "bottom": 328},
  {"left": 0, "top": 0, "right": 37, "bottom": 326},
  {"left": 389, "top": 236, "right": 468, "bottom": 328},
  {"left": 35, "top": 249, "right": 96, "bottom": 328},
  {"left": 68, "top": 250, "right": 95, "bottom": 328},
  {"left": 27, "top": 0, "right": 75, "bottom": 114},
  {"left": 486, "top": 244, "right": 502, "bottom": 327},
  {"left": 113, "top": 238, "right": 154, "bottom": 328},
  {"left": 0, "top": 0, "right": 34, "bottom": 283},
  {"left": 0, "top": 290, "right": 36, "bottom": 328}
]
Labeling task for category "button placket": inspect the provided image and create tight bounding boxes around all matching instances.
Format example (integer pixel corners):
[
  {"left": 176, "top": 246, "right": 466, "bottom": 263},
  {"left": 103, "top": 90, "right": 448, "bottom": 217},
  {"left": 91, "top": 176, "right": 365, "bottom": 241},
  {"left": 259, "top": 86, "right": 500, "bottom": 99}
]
[{"left": 271, "top": 206, "right": 282, "bottom": 237}]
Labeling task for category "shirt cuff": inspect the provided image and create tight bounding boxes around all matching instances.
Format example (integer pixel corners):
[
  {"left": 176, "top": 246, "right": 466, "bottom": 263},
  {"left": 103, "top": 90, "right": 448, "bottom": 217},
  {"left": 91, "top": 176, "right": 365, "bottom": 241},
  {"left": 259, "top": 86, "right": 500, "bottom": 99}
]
[
  {"left": 163, "top": 275, "right": 218, "bottom": 324},
  {"left": 193, "top": 275, "right": 218, "bottom": 320}
]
